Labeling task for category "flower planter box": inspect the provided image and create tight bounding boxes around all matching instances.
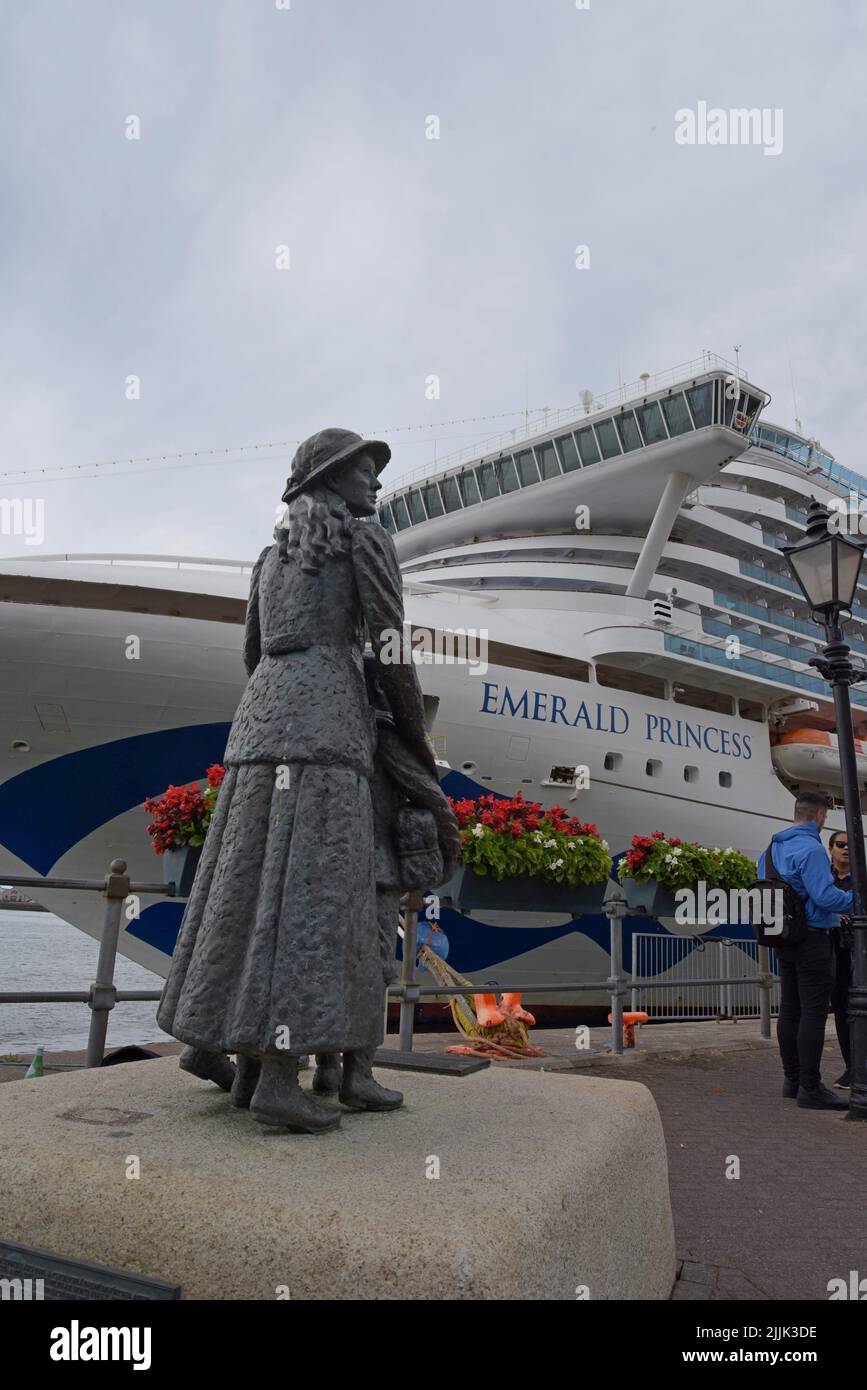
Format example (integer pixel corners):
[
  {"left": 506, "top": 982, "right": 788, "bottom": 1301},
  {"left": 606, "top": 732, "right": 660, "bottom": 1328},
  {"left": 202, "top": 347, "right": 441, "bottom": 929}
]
[
  {"left": 162, "top": 845, "right": 202, "bottom": 898},
  {"left": 442, "top": 864, "right": 607, "bottom": 915},
  {"left": 621, "top": 878, "right": 679, "bottom": 917}
]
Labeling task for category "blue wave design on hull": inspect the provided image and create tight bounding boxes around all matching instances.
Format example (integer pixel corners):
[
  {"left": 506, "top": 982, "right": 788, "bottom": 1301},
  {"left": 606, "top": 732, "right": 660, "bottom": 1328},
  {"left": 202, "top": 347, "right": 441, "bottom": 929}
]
[
  {"left": 0, "top": 724, "right": 760, "bottom": 970},
  {"left": 0, "top": 723, "right": 231, "bottom": 874}
]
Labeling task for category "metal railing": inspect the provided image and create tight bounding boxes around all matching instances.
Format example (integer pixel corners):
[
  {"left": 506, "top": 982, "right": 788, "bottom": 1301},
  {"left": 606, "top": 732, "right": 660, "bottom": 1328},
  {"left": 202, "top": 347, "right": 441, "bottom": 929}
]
[
  {"left": 391, "top": 892, "right": 776, "bottom": 1054},
  {"left": 630, "top": 932, "right": 780, "bottom": 1021},
  {"left": 2, "top": 877, "right": 776, "bottom": 1065},
  {"left": 0, "top": 861, "right": 171, "bottom": 1068}
]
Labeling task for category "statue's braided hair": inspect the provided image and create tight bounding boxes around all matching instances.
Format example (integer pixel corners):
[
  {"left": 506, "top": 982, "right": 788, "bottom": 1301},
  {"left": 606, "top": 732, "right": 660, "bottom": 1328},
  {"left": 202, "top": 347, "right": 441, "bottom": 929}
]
[{"left": 276, "top": 484, "right": 353, "bottom": 573}]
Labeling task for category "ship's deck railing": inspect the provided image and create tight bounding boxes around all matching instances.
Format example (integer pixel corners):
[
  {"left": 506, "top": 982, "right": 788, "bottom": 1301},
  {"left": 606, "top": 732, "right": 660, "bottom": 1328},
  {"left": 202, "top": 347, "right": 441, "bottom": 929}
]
[
  {"left": 2, "top": 552, "right": 256, "bottom": 574},
  {"left": 386, "top": 351, "right": 746, "bottom": 492},
  {"left": 0, "top": 868, "right": 776, "bottom": 1067}
]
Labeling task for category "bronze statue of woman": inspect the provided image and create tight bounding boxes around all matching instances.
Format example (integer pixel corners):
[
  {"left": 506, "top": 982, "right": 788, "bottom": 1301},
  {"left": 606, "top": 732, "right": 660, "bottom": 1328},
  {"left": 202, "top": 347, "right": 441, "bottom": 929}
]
[{"left": 157, "top": 428, "right": 443, "bottom": 1133}]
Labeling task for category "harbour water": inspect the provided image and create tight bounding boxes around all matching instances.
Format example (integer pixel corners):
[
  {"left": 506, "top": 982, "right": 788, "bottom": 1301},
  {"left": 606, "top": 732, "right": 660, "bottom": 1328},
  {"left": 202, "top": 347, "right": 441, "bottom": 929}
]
[{"left": 0, "top": 911, "right": 171, "bottom": 1052}]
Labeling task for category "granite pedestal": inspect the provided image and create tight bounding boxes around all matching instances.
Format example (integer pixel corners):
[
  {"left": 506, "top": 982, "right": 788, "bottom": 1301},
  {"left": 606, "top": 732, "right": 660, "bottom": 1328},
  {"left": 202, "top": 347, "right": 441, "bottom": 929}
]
[{"left": 0, "top": 1057, "right": 675, "bottom": 1299}]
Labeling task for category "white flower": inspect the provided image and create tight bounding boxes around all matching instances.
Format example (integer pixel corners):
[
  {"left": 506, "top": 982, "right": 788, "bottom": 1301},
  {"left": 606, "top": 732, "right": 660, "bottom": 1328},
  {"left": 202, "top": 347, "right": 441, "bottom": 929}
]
[
  {"left": 544, "top": 837, "right": 557, "bottom": 848},
  {"left": 673, "top": 847, "right": 682, "bottom": 856},
  {"left": 471, "top": 824, "right": 485, "bottom": 838},
  {"left": 567, "top": 842, "right": 577, "bottom": 850},
  {"left": 601, "top": 840, "right": 609, "bottom": 851},
  {"left": 549, "top": 858, "right": 564, "bottom": 869},
  {"left": 665, "top": 854, "right": 673, "bottom": 864}
]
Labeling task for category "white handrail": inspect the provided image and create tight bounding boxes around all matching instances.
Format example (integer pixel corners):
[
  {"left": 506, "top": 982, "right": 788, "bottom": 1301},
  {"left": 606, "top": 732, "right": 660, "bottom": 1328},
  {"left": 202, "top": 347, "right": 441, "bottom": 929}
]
[{"left": 0, "top": 552, "right": 256, "bottom": 572}]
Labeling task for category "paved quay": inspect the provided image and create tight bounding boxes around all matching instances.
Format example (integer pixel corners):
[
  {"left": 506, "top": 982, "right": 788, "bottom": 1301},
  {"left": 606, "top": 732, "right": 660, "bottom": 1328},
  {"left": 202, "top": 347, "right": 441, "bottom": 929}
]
[
  {"left": 386, "top": 1019, "right": 862, "bottom": 1302},
  {"left": 4, "top": 1020, "right": 862, "bottom": 1301}
]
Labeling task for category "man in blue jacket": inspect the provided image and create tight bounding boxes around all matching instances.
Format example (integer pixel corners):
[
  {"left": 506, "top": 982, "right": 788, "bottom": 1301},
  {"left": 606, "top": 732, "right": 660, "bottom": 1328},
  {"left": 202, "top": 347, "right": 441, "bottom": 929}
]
[{"left": 759, "top": 791, "right": 854, "bottom": 1110}]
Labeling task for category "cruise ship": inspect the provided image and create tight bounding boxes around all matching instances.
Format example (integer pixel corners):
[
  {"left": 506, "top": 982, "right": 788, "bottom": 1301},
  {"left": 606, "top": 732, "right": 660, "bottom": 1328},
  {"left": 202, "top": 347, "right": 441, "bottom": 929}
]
[{"left": 1, "top": 352, "right": 864, "bottom": 1011}]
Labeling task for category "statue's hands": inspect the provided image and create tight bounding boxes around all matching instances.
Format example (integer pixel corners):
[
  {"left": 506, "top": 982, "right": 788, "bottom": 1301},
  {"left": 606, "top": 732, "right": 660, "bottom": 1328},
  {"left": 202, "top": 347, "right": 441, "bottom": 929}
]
[{"left": 419, "top": 786, "right": 461, "bottom": 883}]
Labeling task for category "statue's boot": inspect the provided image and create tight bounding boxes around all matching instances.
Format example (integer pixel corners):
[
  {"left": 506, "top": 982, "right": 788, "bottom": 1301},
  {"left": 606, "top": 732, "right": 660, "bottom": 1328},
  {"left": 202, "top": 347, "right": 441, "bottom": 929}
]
[
  {"left": 250, "top": 1056, "right": 341, "bottom": 1134},
  {"left": 231, "top": 1054, "right": 261, "bottom": 1109},
  {"left": 313, "top": 1053, "right": 342, "bottom": 1095},
  {"left": 498, "top": 992, "right": 536, "bottom": 1025},
  {"left": 339, "top": 1048, "right": 403, "bottom": 1112},
  {"left": 473, "top": 993, "right": 506, "bottom": 1028},
  {"left": 179, "top": 1045, "right": 236, "bottom": 1092}
]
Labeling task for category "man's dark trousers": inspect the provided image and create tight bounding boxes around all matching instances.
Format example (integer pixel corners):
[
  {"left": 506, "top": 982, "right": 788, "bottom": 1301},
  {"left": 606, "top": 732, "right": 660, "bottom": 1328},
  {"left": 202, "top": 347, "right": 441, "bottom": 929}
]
[{"left": 776, "top": 929, "right": 835, "bottom": 1090}]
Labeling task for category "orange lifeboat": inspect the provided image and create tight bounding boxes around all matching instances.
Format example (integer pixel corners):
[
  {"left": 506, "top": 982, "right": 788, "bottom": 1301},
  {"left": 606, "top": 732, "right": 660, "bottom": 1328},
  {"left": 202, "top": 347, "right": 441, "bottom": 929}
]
[{"left": 772, "top": 728, "right": 867, "bottom": 789}]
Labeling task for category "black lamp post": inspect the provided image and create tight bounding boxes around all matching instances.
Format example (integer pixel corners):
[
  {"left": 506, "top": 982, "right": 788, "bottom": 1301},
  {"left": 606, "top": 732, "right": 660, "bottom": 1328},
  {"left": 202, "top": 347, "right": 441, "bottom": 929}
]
[{"left": 783, "top": 498, "right": 867, "bottom": 1121}]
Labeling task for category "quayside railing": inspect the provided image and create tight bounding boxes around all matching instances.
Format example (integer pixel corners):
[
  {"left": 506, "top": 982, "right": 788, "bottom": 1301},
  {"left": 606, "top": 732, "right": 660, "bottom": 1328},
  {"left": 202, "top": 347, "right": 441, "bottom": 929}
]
[{"left": 0, "top": 867, "right": 776, "bottom": 1065}]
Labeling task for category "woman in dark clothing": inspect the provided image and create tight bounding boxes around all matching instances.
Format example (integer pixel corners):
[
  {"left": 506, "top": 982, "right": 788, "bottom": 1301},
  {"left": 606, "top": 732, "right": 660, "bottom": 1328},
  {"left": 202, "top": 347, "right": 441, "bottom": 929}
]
[
  {"left": 828, "top": 829, "right": 853, "bottom": 1088},
  {"left": 158, "top": 429, "right": 437, "bottom": 1133}
]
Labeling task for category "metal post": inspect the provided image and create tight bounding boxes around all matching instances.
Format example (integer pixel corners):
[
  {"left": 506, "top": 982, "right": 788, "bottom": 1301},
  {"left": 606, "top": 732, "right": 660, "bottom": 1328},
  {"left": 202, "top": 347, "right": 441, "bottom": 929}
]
[
  {"left": 722, "top": 940, "right": 733, "bottom": 1020},
  {"left": 823, "top": 618, "right": 867, "bottom": 1121},
  {"left": 398, "top": 891, "right": 423, "bottom": 1053},
  {"left": 757, "top": 944, "right": 771, "bottom": 1040},
  {"left": 605, "top": 891, "right": 627, "bottom": 1055},
  {"left": 85, "top": 859, "right": 129, "bottom": 1068}
]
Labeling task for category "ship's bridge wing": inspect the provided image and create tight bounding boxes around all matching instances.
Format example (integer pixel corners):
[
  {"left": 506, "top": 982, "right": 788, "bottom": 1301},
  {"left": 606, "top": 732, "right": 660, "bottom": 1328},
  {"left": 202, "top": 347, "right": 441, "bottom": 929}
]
[{"left": 381, "top": 363, "right": 769, "bottom": 565}]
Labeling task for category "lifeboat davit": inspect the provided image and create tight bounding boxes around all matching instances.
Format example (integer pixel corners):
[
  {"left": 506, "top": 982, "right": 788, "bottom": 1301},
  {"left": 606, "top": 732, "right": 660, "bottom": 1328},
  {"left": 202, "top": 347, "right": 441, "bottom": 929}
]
[{"left": 772, "top": 728, "right": 867, "bottom": 789}]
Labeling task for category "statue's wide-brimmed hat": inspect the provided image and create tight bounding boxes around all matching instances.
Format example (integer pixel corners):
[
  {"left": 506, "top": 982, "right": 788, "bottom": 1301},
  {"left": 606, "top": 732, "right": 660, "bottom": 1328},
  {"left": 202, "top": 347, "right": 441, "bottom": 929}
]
[{"left": 282, "top": 428, "right": 391, "bottom": 504}]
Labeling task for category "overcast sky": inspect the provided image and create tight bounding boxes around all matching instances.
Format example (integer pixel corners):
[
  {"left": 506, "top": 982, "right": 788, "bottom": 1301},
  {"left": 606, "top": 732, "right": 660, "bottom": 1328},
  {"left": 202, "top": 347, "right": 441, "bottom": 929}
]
[{"left": 1, "top": 0, "right": 864, "bottom": 562}]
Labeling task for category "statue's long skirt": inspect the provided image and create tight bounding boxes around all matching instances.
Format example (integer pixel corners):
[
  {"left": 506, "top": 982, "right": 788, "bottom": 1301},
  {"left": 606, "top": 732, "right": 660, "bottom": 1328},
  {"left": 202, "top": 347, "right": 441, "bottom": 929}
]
[{"left": 156, "top": 762, "right": 382, "bottom": 1056}]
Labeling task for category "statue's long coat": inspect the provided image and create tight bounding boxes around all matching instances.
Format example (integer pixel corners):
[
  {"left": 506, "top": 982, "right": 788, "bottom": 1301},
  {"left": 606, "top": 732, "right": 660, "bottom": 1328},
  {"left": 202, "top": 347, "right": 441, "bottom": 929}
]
[{"left": 157, "top": 519, "right": 435, "bottom": 1056}]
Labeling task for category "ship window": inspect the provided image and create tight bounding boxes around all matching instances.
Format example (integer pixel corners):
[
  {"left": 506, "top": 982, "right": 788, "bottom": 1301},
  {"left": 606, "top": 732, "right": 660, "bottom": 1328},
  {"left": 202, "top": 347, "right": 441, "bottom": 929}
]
[
  {"left": 596, "top": 664, "right": 667, "bottom": 698},
  {"left": 497, "top": 455, "right": 520, "bottom": 493},
  {"left": 391, "top": 495, "right": 411, "bottom": 530},
  {"left": 558, "top": 432, "right": 584, "bottom": 470},
  {"left": 594, "top": 418, "right": 622, "bottom": 459},
  {"left": 686, "top": 383, "right": 713, "bottom": 428},
  {"left": 672, "top": 682, "right": 735, "bottom": 716},
  {"left": 422, "top": 482, "right": 445, "bottom": 518},
  {"left": 440, "top": 476, "right": 462, "bottom": 512},
  {"left": 515, "top": 449, "right": 540, "bottom": 487},
  {"left": 406, "top": 489, "right": 426, "bottom": 525},
  {"left": 458, "top": 469, "right": 481, "bottom": 506},
  {"left": 378, "top": 504, "right": 395, "bottom": 534},
  {"left": 475, "top": 461, "right": 500, "bottom": 501},
  {"left": 646, "top": 759, "right": 662, "bottom": 777},
  {"left": 719, "top": 771, "right": 732, "bottom": 788},
  {"left": 536, "top": 441, "right": 561, "bottom": 479},
  {"left": 573, "top": 427, "right": 600, "bottom": 466},
  {"left": 603, "top": 752, "right": 623, "bottom": 772},
  {"left": 738, "top": 697, "right": 765, "bottom": 723},
  {"left": 684, "top": 765, "right": 699, "bottom": 783},
  {"left": 635, "top": 401, "right": 667, "bottom": 445},
  {"left": 614, "top": 410, "right": 643, "bottom": 453},
  {"left": 661, "top": 393, "right": 693, "bottom": 437}
]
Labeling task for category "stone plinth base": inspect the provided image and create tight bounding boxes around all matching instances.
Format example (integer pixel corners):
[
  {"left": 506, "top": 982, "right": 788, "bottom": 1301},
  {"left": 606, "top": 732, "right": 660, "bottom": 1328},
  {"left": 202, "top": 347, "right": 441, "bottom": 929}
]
[{"left": 0, "top": 1057, "right": 675, "bottom": 1299}]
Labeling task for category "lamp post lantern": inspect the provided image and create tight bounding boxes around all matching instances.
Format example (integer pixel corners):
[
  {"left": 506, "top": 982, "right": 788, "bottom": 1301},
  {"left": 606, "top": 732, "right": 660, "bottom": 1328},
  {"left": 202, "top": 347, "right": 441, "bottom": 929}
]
[{"left": 783, "top": 498, "right": 867, "bottom": 1121}]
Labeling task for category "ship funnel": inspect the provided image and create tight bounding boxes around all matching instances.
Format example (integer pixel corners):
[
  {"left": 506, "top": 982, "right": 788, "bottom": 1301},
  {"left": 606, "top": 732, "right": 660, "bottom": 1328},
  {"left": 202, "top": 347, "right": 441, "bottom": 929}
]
[{"left": 579, "top": 389, "right": 594, "bottom": 414}]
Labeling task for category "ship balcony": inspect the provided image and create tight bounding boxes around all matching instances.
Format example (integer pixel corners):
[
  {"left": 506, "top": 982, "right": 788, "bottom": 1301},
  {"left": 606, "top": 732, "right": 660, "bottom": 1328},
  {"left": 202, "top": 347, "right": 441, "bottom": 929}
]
[{"left": 581, "top": 614, "right": 867, "bottom": 713}]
